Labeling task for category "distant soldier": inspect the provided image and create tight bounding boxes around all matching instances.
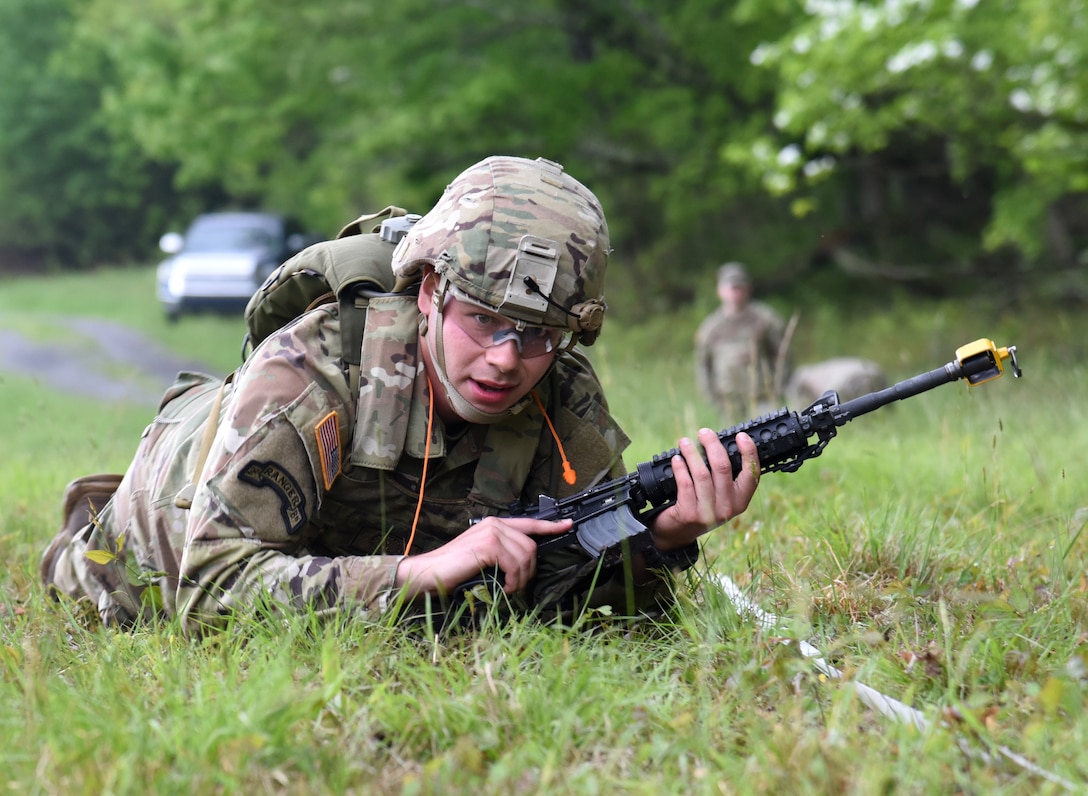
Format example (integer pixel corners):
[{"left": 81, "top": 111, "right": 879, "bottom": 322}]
[{"left": 694, "top": 262, "right": 789, "bottom": 422}]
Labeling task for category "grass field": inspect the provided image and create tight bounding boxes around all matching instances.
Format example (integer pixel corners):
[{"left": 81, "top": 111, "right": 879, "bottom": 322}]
[{"left": 1, "top": 266, "right": 1085, "bottom": 793}]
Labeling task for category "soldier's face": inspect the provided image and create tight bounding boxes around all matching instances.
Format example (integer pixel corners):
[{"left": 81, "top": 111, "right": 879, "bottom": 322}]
[
  {"left": 418, "top": 275, "right": 555, "bottom": 423},
  {"left": 719, "top": 281, "right": 750, "bottom": 311}
]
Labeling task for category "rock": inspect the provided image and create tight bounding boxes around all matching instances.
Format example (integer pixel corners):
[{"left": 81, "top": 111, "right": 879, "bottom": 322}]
[{"left": 786, "top": 357, "right": 888, "bottom": 406}]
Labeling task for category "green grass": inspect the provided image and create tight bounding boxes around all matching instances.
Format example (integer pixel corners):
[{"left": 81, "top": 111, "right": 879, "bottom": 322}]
[
  {"left": 2, "top": 266, "right": 1086, "bottom": 793},
  {"left": 0, "top": 264, "right": 248, "bottom": 375}
]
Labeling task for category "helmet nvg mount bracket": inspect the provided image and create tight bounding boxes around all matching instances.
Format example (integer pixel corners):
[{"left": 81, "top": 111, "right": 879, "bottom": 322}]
[{"left": 498, "top": 235, "right": 560, "bottom": 321}]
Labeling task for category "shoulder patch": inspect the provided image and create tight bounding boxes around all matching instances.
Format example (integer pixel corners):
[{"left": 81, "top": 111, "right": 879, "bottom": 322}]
[
  {"left": 315, "top": 411, "right": 342, "bottom": 490},
  {"left": 239, "top": 460, "right": 306, "bottom": 534}
]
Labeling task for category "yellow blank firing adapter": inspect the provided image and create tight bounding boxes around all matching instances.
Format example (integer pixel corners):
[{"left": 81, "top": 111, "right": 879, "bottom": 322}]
[{"left": 955, "top": 338, "right": 1022, "bottom": 385}]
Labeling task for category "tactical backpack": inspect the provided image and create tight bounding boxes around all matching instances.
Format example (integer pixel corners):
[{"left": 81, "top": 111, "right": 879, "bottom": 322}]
[
  {"left": 171, "top": 206, "right": 427, "bottom": 511},
  {"left": 166, "top": 205, "right": 419, "bottom": 502},
  {"left": 241, "top": 205, "right": 421, "bottom": 392}
]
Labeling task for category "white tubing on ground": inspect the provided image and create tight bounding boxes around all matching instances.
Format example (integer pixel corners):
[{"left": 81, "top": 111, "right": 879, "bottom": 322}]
[{"left": 711, "top": 573, "right": 1077, "bottom": 792}]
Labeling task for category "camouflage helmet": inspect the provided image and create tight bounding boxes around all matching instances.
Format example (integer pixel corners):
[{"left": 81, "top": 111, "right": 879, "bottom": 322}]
[{"left": 391, "top": 155, "right": 610, "bottom": 345}]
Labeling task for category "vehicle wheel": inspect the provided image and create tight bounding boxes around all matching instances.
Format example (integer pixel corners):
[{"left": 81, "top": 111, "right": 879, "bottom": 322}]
[{"left": 165, "top": 308, "right": 181, "bottom": 324}]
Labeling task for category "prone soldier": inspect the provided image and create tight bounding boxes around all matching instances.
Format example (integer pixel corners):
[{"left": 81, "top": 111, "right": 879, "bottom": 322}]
[{"left": 41, "top": 155, "right": 760, "bottom": 635}]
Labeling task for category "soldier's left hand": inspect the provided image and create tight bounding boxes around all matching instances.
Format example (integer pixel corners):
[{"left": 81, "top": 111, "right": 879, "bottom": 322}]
[{"left": 649, "top": 429, "right": 759, "bottom": 550}]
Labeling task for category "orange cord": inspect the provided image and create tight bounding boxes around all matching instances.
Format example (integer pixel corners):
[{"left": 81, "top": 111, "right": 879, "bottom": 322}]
[
  {"left": 403, "top": 383, "right": 573, "bottom": 556},
  {"left": 532, "top": 390, "right": 577, "bottom": 486},
  {"left": 402, "top": 373, "right": 435, "bottom": 556}
]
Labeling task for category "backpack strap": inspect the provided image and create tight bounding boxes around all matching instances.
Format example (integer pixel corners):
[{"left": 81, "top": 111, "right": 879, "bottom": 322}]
[
  {"left": 323, "top": 231, "right": 420, "bottom": 401},
  {"left": 347, "top": 291, "right": 424, "bottom": 469},
  {"left": 339, "top": 289, "right": 368, "bottom": 399},
  {"left": 174, "top": 370, "right": 236, "bottom": 509}
]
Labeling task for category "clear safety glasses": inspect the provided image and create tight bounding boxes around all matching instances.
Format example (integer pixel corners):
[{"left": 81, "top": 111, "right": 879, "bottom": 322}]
[{"left": 442, "top": 290, "right": 574, "bottom": 359}]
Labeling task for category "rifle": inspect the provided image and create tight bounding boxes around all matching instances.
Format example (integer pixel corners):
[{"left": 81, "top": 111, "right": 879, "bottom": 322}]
[{"left": 497, "top": 338, "right": 1022, "bottom": 569}]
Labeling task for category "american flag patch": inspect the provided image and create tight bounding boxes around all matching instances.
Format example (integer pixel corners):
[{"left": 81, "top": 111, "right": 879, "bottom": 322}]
[{"left": 315, "top": 411, "right": 341, "bottom": 491}]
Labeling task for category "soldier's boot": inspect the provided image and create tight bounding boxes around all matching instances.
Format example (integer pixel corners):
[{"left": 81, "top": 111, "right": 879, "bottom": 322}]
[{"left": 40, "top": 473, "right": 124, "bottom": 589}]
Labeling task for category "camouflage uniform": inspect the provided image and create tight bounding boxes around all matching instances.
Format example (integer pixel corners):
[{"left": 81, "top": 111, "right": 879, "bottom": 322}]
[
  {"left": 41, "top": 156, "right": 679, "bottom": 635},
  {"left": 43, "top": 296, "right": 632, "bottom": 634}
]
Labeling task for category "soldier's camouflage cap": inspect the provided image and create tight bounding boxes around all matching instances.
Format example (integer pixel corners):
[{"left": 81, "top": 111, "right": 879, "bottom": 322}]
[
  {"left": 391, "top": 155, "right": 610, "bottom": 345},
  {"left": 717, "top": 261, "right": 750, "bottom": 287}
]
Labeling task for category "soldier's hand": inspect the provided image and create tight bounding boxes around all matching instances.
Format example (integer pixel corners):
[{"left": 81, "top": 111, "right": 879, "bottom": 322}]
[
  {"left": 394, "top": 516, "right": 573, "bottom": 597},
  {"left": 649, "top": 429, "right": 759, "bottom": 550}
]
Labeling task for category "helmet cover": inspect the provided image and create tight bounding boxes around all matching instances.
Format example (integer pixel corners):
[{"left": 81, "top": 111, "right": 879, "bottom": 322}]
[{"left": 392, "top": 155, "right": 609, "bottom": 344}]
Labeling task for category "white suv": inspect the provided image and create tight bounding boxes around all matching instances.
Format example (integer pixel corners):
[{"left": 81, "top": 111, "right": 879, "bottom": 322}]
[{"left": 156, "top": 212, "right": 322, "bottom": 321}]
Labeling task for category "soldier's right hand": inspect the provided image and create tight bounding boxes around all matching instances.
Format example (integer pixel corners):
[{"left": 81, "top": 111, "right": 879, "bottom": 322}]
[{"left": 393, "top": 516, "right": 573, "bottom": 597}]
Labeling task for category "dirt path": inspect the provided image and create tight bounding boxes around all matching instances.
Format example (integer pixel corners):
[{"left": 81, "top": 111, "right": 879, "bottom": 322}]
[{"left": 0, "top": 316, "right": 222, "bottom": 405}]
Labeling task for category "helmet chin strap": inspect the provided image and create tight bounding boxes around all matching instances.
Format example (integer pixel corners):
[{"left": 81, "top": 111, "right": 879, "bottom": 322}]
[{"left": 424, "top": 278, "right": 537, "bottom": 425}]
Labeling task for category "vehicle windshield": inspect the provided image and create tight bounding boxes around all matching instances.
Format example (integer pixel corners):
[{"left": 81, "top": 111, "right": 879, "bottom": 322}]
[{"left": 184, "top": 220, "right": 279, "bottom": 253}]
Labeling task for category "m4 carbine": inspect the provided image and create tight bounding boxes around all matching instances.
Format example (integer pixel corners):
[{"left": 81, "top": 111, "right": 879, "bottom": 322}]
[{"left": 513, "top": 338, "right": 1022, "bottom": 566}]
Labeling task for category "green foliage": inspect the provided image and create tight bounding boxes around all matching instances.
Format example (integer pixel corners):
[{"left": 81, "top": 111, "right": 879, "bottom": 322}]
[
  {"left": 42, "top": 0, "right": 808, "bottom": 296},
  {"left": 3, "top": 0, "right": 1088, "bottom": 311},
  {"left": 0, "top": 0, "right": 197, "bottom": 268},
  {"left": 740, "top": 0, "right": 1088, "bottom": 277}
]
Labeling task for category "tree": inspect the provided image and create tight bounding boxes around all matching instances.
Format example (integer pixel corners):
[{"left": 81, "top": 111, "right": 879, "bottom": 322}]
[
  {"left": 0, "top": 0, "right": 190, "bottom": 269},
  {"left": 9, "top": 0, "right": 1085, "bottom": 308},
  {"left": 730, "top": 0, "right": 1088, "bottom": 298},
  {"left": 70, "top": 0, "right": 801, "bottom": 312}
]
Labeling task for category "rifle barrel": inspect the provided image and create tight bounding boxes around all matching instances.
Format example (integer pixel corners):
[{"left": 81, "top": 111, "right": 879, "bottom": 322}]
[{"left": 834, "top": 361, "right": 963, "bottom": 422}]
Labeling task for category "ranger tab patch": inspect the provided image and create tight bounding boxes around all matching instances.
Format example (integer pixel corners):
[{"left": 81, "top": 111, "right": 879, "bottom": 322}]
[
  {"left": 238, "top": 460, "right": 306, "bottom": 534},
  {"left": 315, "top": 411, "right": 341, "bottom": 491}
]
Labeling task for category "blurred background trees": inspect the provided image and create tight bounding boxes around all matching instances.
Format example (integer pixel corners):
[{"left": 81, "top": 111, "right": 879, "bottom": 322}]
[{"left": 1, "top": 0, "right": 1085, "bottom": 315}]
